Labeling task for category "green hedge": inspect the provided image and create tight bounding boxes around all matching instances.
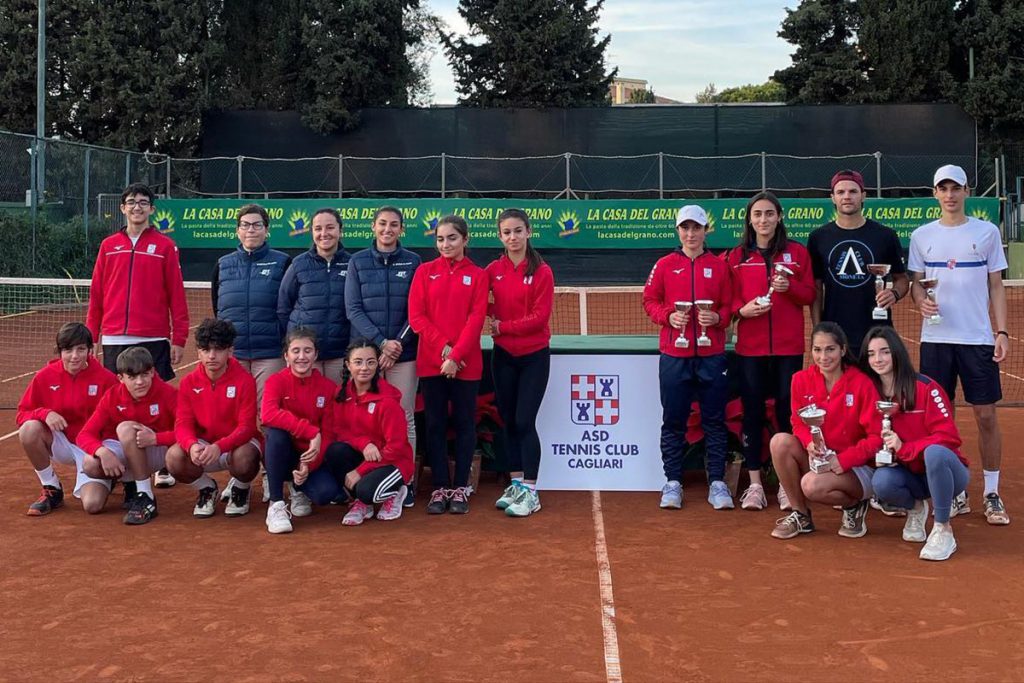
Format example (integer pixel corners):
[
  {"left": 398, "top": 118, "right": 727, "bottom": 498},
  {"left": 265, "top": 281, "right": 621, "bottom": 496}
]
[{"left": 0, "top": 213, "right": 104, "bottom": 278}]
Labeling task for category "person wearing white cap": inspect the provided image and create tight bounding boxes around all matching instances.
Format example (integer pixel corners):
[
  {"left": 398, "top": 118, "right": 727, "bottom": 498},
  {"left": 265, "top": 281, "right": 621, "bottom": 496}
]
[
  {"left": 908, "top": 164, "right": 1010, "bottom": 526},
  {"left": 642, "top": 205, "right": 734, "bottom": 510}
]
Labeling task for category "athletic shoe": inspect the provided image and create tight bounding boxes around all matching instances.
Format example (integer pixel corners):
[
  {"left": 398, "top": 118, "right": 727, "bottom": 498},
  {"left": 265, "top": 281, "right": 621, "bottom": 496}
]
[
  {"left": 426, "top": 488, "right": 449, "bottom": 515},
  {"left": 950, "top": 491, "right": 971, "bottom": 517},
  {"left": 224, "top": 485, "right": 251, "bottom": 517},
  {"left": 739, "top": 483, "right": 767, "bottom": 511},
  {"left": 506, "top": 488, "right": 541, "bottom": 517},
  {"left": 902, "top": 499, "right": 929, "bottom": 543},
  {"left": 193, "top": 486, "right": 218, "bottom": 518},
  {"left": 124, "top": 492, "right": 158, "bottom": 525},
  {"left": 771, "top": 510, "right": 815, "bottom": 539},
  {"left": 220, "top": 477, "right": 237, "bottom": 502},
  {"left": 777, "top": 486, "right": 792, "bottom": 511},
  {"left": 377, "top": 486, "right": 408, "bottom": 521},
  {"left": 920, "top": 524, "right": 957, "bottom": 561},
  {"left": 659, "top": 480, "right": 683, "bottom": 509},
  {"left": 838, "top": 500, "right": 869, "bottom": 538},
  {"left": 869, "top": 496, "right": 907, "bottom": 517},
  {"left": 154, "top": 468, "right": 176, "bottom": 488},
  {"left": 497, "top": 482, "right": 524, "bottom": 510},
  {"left": 403, "top": 480, "right": 416, "bottom": 508},
  {"left": 984, "top": 492, "right": 1010, "bottom": 526},
  {"left": 266, "top": 500, "right": 293, "bottom": 534},
  {"left": 121, "top": 480, "right": 138, "bottom": 510},
  {"left": 27, "top": 485, "right": 64, "bottom": 516},
  {"left": 449, "top": 487, "right": 470, "bottom": 514},
  {"left": 289, "top": 489, "right": 313, "bottom": 518},
  {"left": 707, "top": 480, "right": 734, "bottom": 510},
  {"left": 263, "top": 474, "right": 271, "bottom": 503},
  {"left": 342, "top": 500, "right": 374, "bottom": 526}
]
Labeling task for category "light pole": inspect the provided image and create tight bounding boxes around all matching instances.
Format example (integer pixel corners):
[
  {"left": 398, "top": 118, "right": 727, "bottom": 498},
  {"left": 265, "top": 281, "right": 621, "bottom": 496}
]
[{"left": 35, "top": 0, "right": 46, "bottom": 207}]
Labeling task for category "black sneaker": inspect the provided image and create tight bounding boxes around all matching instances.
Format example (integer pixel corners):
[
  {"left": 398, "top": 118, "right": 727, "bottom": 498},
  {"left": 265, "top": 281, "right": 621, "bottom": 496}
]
[
  {"left": 27, "top": 485, "right": 64, "bottom": 516},
  {"left": 121, "top": 480, "right": 138, "bottom": 510},
  {"left": 838, "top": 499, "right": 869, "bottom": 538},
  {"left": 124, "top": 492, "right": 158, "bottom": 525},
  {"left": 426, "top": 488, "right": 449, "bottom": 515},
  {"left": 224, "top": 485, "right": 251, "bottom": 516},
  {"left": 403, "top": 480, "right": 416, "bottom": 508},
  {"left": 448, "top": 486, "right": 470, "bottom": 515},
  {"left": 193, "top": 486, "right": 218, "bottom": 518}
]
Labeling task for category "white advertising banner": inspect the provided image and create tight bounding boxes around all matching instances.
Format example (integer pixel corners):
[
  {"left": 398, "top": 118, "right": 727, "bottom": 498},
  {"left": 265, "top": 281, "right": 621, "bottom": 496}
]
[{"left": 537, "top": 354, "right": 665, "bottom": 491}]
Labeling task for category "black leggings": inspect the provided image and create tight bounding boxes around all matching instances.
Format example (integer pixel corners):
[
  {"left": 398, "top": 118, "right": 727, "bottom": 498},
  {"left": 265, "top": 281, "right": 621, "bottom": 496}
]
[
  {"left": 300, "top": 442, "right": 404, "bottom": 506},
  {"left": 264, "top": 427, "right": 300, "bottom": 502},
  {"left": 736, "top": 354, "right": 803, "bottom": 471},
  {"left": 492, "top": 345, "right": 550, "bottom": 480},
  {"left": 420, "top": 376, "right": 479, "bottom": 488}
]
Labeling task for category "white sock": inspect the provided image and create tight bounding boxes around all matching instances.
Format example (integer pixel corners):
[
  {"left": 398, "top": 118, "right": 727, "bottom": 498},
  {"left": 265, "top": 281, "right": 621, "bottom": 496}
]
[
  {"left": 524, "top": 481, "right": 537, "bottom": 493},
  {"left": 135, "top": 478, "right": 154, "bottom": 497},
  {"left": 983, "top": 470, "right": 999, "bottom": 496},
  {"left": 232, "top": 479, "right": 251, "bottom": 490},
  {"left": 190, "top": 473, "right": 216, "bottom": 491},
  {"left": 35, "top": 465, "right": 60, "bottom": 488}
]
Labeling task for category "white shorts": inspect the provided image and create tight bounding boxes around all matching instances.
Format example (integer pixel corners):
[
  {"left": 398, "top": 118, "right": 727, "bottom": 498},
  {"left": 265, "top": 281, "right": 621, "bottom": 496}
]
[
  {"left": 73, "top": 440, "right": 169, "bottom": 498},
  {"left": 194, "top": 438, "right": 262, "bottom": 473},
  {"left": 852, "top": 465, "right": 874, "bottom": 501},
  {"left": 50, "top": 431, "right": 86, "bottom": 467}
]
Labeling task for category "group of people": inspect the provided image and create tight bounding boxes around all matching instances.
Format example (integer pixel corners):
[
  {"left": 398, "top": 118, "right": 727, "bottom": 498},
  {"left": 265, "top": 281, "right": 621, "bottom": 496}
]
[{"left": 15, "top": 165, "right": 1010, "bottom": 559}]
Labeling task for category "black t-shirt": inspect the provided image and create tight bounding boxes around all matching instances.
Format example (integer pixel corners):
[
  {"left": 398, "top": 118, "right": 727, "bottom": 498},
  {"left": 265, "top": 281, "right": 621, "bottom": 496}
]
[{"left": 806, "top": 220, "right": 906, "bottom": 353}]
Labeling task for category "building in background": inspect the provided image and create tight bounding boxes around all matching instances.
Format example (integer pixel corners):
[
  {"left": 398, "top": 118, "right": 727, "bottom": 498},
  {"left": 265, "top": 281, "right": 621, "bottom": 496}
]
[{"left": 609, "top": 77, "right": 681, "bottom": 104}]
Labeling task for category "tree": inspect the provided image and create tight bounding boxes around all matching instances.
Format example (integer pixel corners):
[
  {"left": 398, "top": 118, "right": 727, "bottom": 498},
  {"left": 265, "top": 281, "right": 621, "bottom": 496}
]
[
  {"left": 773, "top": 0, "right": 867, "bottom": 104},
  {"left": 953, "top": 0, "right": 1024, "bottom": 134},
  {"left": 628, "top": 87, "right": 655, "bottom": 104},
  {"left": 694, "top": 83, "right": 718, "bottom": 104},
  {"left": 444, "top": 0, "right": 616, "bottom": 107},
  {"left": 697, "top": 81, "right": 785, "bottom": 103}
]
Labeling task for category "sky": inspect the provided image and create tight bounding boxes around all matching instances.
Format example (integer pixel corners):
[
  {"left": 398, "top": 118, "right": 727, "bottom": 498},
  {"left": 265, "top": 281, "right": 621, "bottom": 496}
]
[{"left": 425, "top": 0, "right": 796, "bottom": 104}]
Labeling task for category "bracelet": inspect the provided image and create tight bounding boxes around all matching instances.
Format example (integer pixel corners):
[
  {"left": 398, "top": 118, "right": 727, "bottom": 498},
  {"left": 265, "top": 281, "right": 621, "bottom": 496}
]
[{"left": 997, "top": 330, "right": 1009, "bottom": 338}]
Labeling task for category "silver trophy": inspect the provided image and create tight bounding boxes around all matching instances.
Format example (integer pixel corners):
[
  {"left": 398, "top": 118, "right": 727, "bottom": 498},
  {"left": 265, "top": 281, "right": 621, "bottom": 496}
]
[
  {"left": 673, "top": 301, "right": 693, "bottom": 348},
  {"left": 874, "top": 400, "right": 899, "bottom": 467},
  {"left": 798, "top": 404, "right": 836, "bottom": 474},
  {"left": 867, "top": 263, "right": 892, "bottom": 321},
  {"left": 919, "top": 278, "right": 942, "bottom": 325},
  {"left": 694, "top": 299, "right": 714, "bottom": 347},
  {"left": 755, "top": 264, "right": 794, "bottom": 307}
]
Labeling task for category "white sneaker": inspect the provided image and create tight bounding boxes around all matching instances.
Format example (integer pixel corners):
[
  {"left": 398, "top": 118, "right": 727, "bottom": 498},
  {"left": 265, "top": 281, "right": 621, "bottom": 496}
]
[
  {"left": 707, "top": 480, "right": 735, "bottom": 510},
  {"left": 920, "top": 523, "right": 957, "bottom": 561},
  {"left": 506, "top": 488, "right": 542, "bottom": 517},
  {"left": 153, "top": 468, "right": 176, "bottom": 488},
  {"left": 342, "top": 500, "right": 374, "bottom": 526},
  {"left": 262, "top": 472, "right": 270, "bottom": 503},
  {"left": 659, "top": 480, "right": 683, "bottom": 509},
  {"left": 220, "top": 477, "right": 237, "bottom": 502},
  {"left": 193, "top": 486, "right": 218, "bottom": 518},
  {"left": 289, "top": 488, "right": 313, "bottom": 517},
  {"left": 266, "top": 500, "right": 293, "bottom": 534},
  {"left": 950, "top": 491, "right": 970, "bottom": 518},
  {"left": 377, "top": 486, "right": 407, "bottom": 521},
  {"left": 778, "top": 486, "right": 792, "bottom": 511},
  {"left": 902, "top": 499, "right": 929, "bottom": 542},
  {"left": 739, "top": 483, "right": 767, "bottom": 510},
  {"left": 224, "top": 485, "right": 251, "bottom": 516}
]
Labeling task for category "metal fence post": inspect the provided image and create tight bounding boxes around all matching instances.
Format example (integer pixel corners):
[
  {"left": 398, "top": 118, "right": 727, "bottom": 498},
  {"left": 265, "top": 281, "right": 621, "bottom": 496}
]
[
  {"left": 83, "top": 147, "right": 91, "bottom": 245},
  {"left": 658, "top": 152, "right": 664, "bottom": 199},
  {"left": 760, "top": 152, "right": 767, "bottom": 191},
  {"left": 29, "top": 138, "right": 37, "bottom": 271},
  {"left": 165, "top": 156, "right": 172, "bottom": 198},
  {"left": 875, "top": 151, "right": 882, "bottom": 198},
  {"left": 441, "top": 153, "right": 446, "bottom": 198},
  {"left": 338, "top": 155, "right": 343, "bottom": 199},
  {"left": 237, "top": 156, "right": 243, "bottom": 198},
  {"left": 124, "top": 153, "right": 131, "bottom": 186},
  {"left": 564, "top": 153, "right": 572, "bottom": 199}
]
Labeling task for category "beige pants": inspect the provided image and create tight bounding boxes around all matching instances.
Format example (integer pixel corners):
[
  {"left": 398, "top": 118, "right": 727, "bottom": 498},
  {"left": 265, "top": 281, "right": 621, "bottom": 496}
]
[
  {"left": 382, "top": 359, "right": 419, "bottom": 459},
  {"left": 238, "top": 357, "right": 286, "bottom": 414},
  {"left": 316, "top": 358, "right": 346, "bottom": 384}
]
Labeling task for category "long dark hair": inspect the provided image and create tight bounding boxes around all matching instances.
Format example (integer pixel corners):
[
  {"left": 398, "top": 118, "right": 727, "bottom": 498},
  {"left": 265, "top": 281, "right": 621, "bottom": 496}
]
[
  {"left": 859, "top": 326, "right": 917, "bottom": 411},
  {"left": 436, "top": 214, "right": 470, "bottom": 256},
  {"left": 497, "top": 208, "right": 544, "bottom": 277},
  {"left": 741, "top": 191, "right": 788, "bottom": 261},
  {"left": 336, "top": 337, "right": 380, "bottom": 401},
  {"left": 811, "top": 321, "right": 856, "bottom": 368}
]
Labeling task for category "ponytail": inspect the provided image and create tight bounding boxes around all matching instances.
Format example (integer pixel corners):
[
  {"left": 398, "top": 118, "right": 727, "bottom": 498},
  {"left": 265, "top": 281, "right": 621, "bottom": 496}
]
[{"left": 335, "top": 337, "right": 381, "bottom": 402}]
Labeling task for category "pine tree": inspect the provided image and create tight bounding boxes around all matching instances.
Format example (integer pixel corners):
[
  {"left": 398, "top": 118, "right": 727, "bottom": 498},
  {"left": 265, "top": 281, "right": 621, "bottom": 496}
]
[
  {"left": 444, "top": 0, "right": 616, "bottom": 107},
  {"left": 954, "top": 0, "right": 1024, "bottom": 134}
]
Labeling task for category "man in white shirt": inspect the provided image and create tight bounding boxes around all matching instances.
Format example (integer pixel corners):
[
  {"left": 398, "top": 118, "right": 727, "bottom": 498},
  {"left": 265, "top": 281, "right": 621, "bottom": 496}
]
[{"left": 908, "top": 164, "right": 1010, "bottom": 525}]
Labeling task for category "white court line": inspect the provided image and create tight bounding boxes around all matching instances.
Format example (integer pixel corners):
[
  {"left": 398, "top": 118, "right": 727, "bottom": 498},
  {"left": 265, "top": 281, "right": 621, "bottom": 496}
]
[
  {"left": 1, "top": 429, "right": 19, "bottom": 442},
  {"left": 591, "top": 491, "right": 623, "bottom": 683}
]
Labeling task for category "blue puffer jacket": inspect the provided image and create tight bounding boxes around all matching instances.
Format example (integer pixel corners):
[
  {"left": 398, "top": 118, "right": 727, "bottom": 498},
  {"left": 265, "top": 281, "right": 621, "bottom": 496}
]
[
  {"left": 345, "top": 241, "right": 422, "bottom": 363},
  {"left": 213, "top": 243, "right": 290, "bottom": 360},
  {"left": 277, "top": 246, "right": 352, "bottom": 360}
]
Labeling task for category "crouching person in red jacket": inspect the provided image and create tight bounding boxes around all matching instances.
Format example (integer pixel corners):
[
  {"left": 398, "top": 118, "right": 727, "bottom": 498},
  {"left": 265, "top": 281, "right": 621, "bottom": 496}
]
[
  {"left": 770, "top": 322, "right": 883, "bottom": 540},
  {"left": 76, "top": 347, "right": 177, "bottom": 523},
  {"left": 861, "top": 326, "right": 969, "bottom": 561},
  {"left": 166, "top": 319, "right": 262, "bottom": 518},
  {"left": 302, "top": 339, "right": 415, "bottom": 526}
]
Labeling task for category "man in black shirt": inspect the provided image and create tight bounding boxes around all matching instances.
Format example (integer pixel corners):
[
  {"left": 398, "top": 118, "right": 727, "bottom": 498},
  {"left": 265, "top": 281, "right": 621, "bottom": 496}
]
[{"left": 807, "top": 170, "right": 909, "bottom": 358}]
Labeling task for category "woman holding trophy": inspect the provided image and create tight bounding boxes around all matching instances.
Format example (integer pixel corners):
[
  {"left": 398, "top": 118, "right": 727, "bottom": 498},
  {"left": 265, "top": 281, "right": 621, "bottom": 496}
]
[
  {"left": 769, "top": 322, "right": 882, "bottom": 539},
  {"left": 860, "top": 326, "right": 969, "bottom": 561},
  {"left": 726, "top": 192, "right": 815, "bottom": 511}
]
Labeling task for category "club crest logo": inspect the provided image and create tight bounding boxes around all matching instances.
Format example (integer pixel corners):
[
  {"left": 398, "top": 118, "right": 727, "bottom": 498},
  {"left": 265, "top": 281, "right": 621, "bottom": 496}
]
[
  {"left": 947, "top": 259, "right": 957, "bottom": 269},
  {"left": 827, "top": 240, "right": 873, "bottom": 289},
  {"left": 557, "top": 211, "right": 581, "bottom": 239},
  {"left": 154, "top": 210, "right": 175, "bottom": 234},
  {"left": 150, "top": 403, "right": 160, "bottom": 416},
  {"left": 422, "top": 211, "right": 442, "bottom": 237},
  {"left": 226, "top": 386, "right": 236, "bottom": 399},
  {"left": 571, "top": 374, "right": 619, "bottom": 426},
  {"left": 288, "top": 211, "right": 311, "bottom": 236}
]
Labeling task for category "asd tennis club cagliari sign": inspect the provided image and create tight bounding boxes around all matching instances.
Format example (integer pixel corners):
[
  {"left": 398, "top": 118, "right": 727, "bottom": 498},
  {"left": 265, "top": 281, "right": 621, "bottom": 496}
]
[{"left": 537, "top": 355, "right": 664, "bottom": 491}]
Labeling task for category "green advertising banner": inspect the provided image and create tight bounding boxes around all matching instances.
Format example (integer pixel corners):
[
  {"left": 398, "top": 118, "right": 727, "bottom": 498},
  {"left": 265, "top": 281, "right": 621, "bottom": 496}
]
[{"left": 153, "top": 198, "right": 1000, "bottom": 250}]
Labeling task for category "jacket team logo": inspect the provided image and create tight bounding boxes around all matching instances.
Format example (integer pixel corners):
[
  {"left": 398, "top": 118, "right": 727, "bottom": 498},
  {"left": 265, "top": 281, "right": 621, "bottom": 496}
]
[
  {"left": 571, "top": 374, "right": 619, "bottom": 426},
  {"left": 557, "top": 211, "right": 581, "bottom": 239},
  {"left": 155, "top": 210, "right": 175, "bottom": 234},
  {"left": 947, "top": 259, "right": 957, "bottom": 269},
  {"left": 288, "top": 211, "right": 311, "bottom": 237}
]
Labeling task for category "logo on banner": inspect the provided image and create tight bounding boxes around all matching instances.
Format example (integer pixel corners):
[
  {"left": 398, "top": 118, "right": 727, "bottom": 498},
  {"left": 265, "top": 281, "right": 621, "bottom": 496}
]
[
  {"left": 557, "top": 211, "right": 581, "bottom": 239},
  {"left": 155, "top": 210, "right": 175, "bottom": 234},
  {"left": 570, "top": 374, "right": 619, "bottom": 425},
  {"left": 288, "top": 211, "right": 311, "bottom": 236},
  {"left": 422, "top": 211, "right": 442, "bottom": 236}
]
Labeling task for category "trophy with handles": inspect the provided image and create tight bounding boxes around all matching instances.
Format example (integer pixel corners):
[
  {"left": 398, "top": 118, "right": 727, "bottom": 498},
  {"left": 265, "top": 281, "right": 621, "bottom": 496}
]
[
  {"left": 799, "top": 404, "right": 836, "bottom": 474},
  {"left": 919, "top": 278, "right": 942, "bottom": 325},
  {"left": 694, "top": 300, "right": 714, "bottom": 347},
  {"left": 867, "top": 263, "right": 891, "bottom": 321},
  {"left": 673, "top": 301, "right": 693, "bottom": 348},
  {"left": 874, "top": 400, "right": 899, "bottom": 467},
  {"left": 755, "top": 264, "right": 794, "bottom": 307}
]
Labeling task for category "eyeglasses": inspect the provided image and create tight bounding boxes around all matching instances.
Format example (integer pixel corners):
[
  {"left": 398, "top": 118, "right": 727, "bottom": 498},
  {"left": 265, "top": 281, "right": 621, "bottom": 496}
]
[
  {"left": 348, "top": 359, "right": 378, "bottom": 369},
  {"left": 124, "top": 199, "right": 151, "bottom": 208},
  {"left": 239, "top": 221, "right": 266, "bottom": 231}
]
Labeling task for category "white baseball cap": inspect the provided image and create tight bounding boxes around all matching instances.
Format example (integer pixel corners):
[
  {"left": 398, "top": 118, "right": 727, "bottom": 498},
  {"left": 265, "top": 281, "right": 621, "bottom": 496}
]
[
  {"left": 675, "top": 205, "right": 708, "bottom": 227},
  {"left": 933, "top": 164, "right": 968, "bottom": 188}
]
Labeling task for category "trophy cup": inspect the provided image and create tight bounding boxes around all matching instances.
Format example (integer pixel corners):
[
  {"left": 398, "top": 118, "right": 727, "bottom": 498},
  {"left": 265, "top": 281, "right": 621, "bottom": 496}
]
[
  {"left": 694, "top": 300, "right": 714, "bottom": 347},
  {"left": 673, "top": 301, "right": 693, "bottom": 348},
  {"left": 867, "top": 263, "right": 892, "bottom": 321},
  {"left": 874, "top": 400, "right": 899, "bottom": 467},
  {"left": 798, "top": 404, "right": 836, "bottom": 474},
  {"left": 919, "top": 278, "right": 942, "bottom": 325},
  {"left": 755, "top": 264, "right": 794, "bottom": 307}
]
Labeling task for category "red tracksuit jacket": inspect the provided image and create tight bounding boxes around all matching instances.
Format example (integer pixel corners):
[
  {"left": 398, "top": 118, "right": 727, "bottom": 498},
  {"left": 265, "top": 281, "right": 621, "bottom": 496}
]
[
  {"left": 408, "top": 256, "right": 488, "bottom": 380},
  {"left": 486, "top": 256, "right": 554, "bottom": 357},
  {"left": 642, "top": 248, "right": 733, "bottom": 357},
  {"left": 323, "top": 379, "right": 414, "bottom": 482},
  {"left": 87, "top": 227, "right": 190, "bottom": 347},
  {"left": 261, "top": 367, "right": 336, "bottom": 456},
  {"left": 16, "top": 357, "right": 117, "bottom": 443},
  {"left": 790, "top": 364, "right": 883, "bottom": 471},
  {"left": 175, "top": 357, "right": 260, "bottom": 453},
  {"left": 726, "top": 241, "right": 815, "bottom": 356},
  {"left": 77, "top": 376, "right": 178, "bottom": 455},
  {"left": 887, "top": 375, "right": 968, "bottom": 474}
]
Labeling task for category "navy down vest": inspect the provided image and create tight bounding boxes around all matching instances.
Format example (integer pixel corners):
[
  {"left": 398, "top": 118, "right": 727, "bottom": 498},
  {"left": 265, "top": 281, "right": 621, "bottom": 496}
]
[
  {"left": 345, "top": 242, "right": 422, "bottom": 363},
  {"left": 277, "top": 246, "right": 351, "bottom": 360},
  {"left": 214, "top": 243, "right": 290, "bottom": 360}
]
